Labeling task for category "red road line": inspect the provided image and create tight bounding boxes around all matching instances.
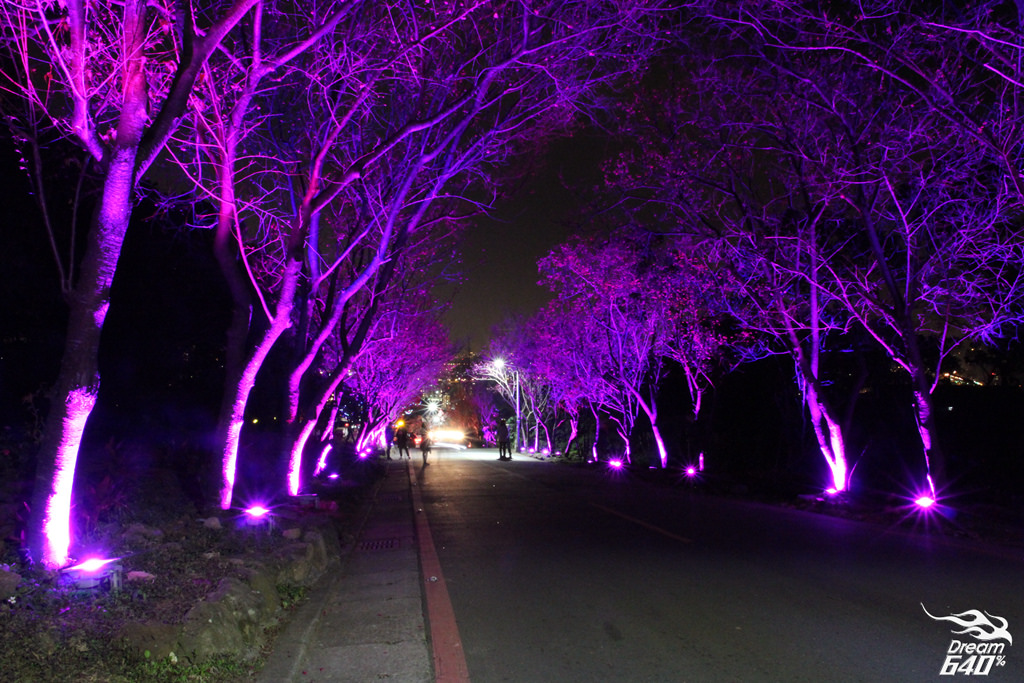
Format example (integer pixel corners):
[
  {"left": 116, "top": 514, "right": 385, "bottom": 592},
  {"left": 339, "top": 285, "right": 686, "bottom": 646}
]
[{"left": 408, "top": 461, "right": 471, "bottom": 683}]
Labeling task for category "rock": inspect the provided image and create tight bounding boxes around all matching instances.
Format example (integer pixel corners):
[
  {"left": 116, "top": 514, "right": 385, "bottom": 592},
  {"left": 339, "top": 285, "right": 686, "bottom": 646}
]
[
  {"left": 241, "top": 564, "right": 281, "bottom": 622},
  {"left": 303, "top": 529, "right": 330, "bottom": 570},
  {"left": 276, "top": 543, "right": 317, "bottom": 585},
  {"left": 0, "top": 567, "right": 22, "bottom": 600},
  {"left": 282, "top": 527, "right": 302, "bottom": 540},
  {"left": 178, "top": 577, "right": 268, "bottom": 661},
  {"left": 117, "top": 620, "right": 181, "bottom": 661},
  {"left": 203, "top": 516, "right": 222, "bottom": 530},
  {"left": 126, "top": 570, "right": 156, "bottom": 581}
]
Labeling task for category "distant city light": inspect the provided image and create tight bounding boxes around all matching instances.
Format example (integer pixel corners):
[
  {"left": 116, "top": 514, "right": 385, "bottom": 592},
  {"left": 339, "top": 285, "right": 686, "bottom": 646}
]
[
  {"left": 685, "top": 466, "right": 697, "bottom": 477},
  {"left": 914, "top": 495, "right": 936, "bottom": 509},
  {"left": 609, "top": 459, "right": 623, "bottom": 469},
  {"left": 430, "top": 429, "right": 465, "bottom": 442}
]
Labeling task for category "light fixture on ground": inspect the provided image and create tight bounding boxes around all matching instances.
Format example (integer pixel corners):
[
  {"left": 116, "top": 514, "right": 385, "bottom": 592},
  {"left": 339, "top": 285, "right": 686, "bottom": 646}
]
[{"left": 61, "top": 557, "right": 123, "bottom": 593}]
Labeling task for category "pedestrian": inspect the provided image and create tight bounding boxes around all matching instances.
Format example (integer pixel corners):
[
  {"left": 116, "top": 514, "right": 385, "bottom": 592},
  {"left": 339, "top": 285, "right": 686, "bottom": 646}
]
[
  {"left": 419, "top": 428, "right": 432, "bottom": 465},
  {"left": 496, "top": 418, "right": 511, "bottom": 460},
  {"left": 395, "top": 425, "right": 411, "bottom": 459},
  {"left": 384, "top": 423, "right": 395, "bottom": 460}
]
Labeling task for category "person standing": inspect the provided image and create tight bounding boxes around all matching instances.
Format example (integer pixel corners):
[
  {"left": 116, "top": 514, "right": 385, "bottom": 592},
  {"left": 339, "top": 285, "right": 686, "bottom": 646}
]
[
  {"left": 496, "top": 418, "right": 511, "bottom": 460},
  {"left": 419, "top": 427, "right": 432, "bottom": 465},
  {"left": 384, "top": 423, "right": 395, "bottom": 460},
  {"left": 395, "top": 425, "right": 411, "bottom": 459}
]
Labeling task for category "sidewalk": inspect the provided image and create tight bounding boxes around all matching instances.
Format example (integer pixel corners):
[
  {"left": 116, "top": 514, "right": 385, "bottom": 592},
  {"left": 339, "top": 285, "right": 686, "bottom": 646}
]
[{"left": 257, "top": 459, "right": 432, "bottom": 683}]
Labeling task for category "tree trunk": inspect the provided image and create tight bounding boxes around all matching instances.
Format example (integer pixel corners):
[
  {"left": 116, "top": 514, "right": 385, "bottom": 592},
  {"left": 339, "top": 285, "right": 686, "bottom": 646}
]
[
  {"left": 802, "top": 384, "right": 849, "bottom": 492},
  {"left": 217, "top": 256, "right": 300, "bottom": 509},
  {"left": 27, "top": 60, "right": 149, "bottom": 569},
  {"left": 212, "top": 173, "right": 254, "bottom": 506},
  {"left": 563, "top": 413, "right": 580, "bottom": 459}
]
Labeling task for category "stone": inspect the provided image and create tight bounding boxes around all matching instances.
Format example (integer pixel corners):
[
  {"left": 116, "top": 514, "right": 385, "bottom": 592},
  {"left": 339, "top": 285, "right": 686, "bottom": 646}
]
[
  {"left": 241, "top": 564, "right": 282, "bottom": 622},
  {"left": 178, "top": 577, "right": 266, "bottom": 661},
  {"left": 0, "top": 567, "right": 22, "bottom": 600},
  {"left": 117, "top": 620, "right": 181, "bottom": 661}
]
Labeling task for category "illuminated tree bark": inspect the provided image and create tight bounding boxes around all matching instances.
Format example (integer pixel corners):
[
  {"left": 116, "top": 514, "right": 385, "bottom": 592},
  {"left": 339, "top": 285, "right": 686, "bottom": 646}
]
[{"left": 1, "top": 0, "right": 258, "bottom": 567}]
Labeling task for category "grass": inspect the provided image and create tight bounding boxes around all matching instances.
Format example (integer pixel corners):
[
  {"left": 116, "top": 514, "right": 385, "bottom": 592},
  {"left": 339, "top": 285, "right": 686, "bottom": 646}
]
[
  {"left": 0, "top": 458, "right": 377, "bottom": 682},
  {"left": 0, "top": 523, "right": 284, "bottom": 682}
]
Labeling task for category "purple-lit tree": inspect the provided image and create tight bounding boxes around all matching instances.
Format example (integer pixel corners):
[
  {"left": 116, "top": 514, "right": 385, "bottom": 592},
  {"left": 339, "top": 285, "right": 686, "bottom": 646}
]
[
  {"left": 343, "top": 304, "right": 452, "bottom": 458},
  {"left": 539, "top": 230, "right": 678, "bottom": 467},
  {"left": 165, "top": 1, "right": 355, "bottom": 508},
  {"left": 281, "top": 237, "right": 457, "bottom": 494},
  {"left": 488, "top": 318, "right": 560, "bottom": 453},
  {"left": 601, "top": 60, "right": 859, "bottom": 489},
  {"left": 527, "top": 299, "right": 613, "bottom": 459},
  {"left": 192, "top": 0, "right": 671, "bottom": 507},
  {"left": 0, "top": 0, "right": 261, "bottom": 568},
  {"left": 694, "top": 0, "right": 1024, "bottom": 495}
]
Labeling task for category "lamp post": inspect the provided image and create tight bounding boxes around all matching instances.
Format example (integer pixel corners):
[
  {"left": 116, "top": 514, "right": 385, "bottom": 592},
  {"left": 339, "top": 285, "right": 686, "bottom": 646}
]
[{"left": 493, "top": 358, "right": 522, "bottom": 453}]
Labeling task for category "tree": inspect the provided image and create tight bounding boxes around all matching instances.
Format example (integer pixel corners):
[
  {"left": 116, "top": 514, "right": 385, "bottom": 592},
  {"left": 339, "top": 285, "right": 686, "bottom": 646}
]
[
  {"left": 539, "top": 229, "right": 675, "bottom": 467},
  {"left": 601, "top": 58, "right": 860, "bottom": 490},
  {"left": 1, "top": 0, "right": 260, "bottom": 568},
  {"left": 186, "top": 0, "right": 672, "bottom": 507},
  {"left": 693, "top": 0, "right": 1024, "bottom": 496},
  {"left": 343, "top": 304, "right": 453, "bottom": 460}
]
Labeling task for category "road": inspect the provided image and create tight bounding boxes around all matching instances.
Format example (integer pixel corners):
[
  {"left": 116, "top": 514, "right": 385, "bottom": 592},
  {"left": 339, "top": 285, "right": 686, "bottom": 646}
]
[{"left": 417, "top": 449, "right": 1022, "bottom": 682}]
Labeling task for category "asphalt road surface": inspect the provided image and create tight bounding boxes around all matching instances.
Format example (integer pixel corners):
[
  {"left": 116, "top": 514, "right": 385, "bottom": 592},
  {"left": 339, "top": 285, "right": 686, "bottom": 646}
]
[{"left": 418, "top": 449, "right": 1022, "bottom": 682}]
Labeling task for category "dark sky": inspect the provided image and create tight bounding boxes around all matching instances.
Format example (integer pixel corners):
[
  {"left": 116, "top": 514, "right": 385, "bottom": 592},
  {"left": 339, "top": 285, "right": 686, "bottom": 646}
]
[{"left": 442, "top": 134, "right": 610, "bottom": 352}]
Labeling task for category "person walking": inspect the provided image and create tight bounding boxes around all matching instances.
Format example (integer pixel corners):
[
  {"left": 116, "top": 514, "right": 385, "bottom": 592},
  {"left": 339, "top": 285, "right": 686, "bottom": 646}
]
[
  {"left": 419, "top": 428, "right": 432, "bottom": 465},
  {"left": 385, "top": 423, "right": 395, "bottom": 460},
  {"left": 496, "top": 418, "right": 511, "bottom": 460},
  {"left": 395, "top": 425, "right": 411, "bottom": 459}
]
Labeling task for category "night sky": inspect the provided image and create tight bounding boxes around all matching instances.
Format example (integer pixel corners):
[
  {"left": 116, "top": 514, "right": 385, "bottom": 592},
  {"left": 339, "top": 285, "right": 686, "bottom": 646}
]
[{"left": 442, "top": 133, "right": 611, "bottom": 351}]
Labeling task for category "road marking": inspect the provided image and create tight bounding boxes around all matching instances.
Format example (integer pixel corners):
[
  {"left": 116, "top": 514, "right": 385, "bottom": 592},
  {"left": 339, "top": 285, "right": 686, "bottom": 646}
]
[
  {"left": 590, "top": 503, "right": 694, "bottom": 544},
  {"left": 409, "top": 461, "right": 472, "bottom": 683}
]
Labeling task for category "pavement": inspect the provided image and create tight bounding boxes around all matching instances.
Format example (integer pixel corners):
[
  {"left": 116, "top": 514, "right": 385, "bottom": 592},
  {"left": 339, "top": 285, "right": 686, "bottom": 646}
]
[{"left": 257, "top": 458, "right": 436, "bottom": 683}]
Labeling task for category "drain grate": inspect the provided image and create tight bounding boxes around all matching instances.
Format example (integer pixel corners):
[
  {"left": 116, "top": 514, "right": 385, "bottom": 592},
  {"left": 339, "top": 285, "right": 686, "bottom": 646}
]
[
  {"left": 377, "top": 492, "right": 405, "bottom": 503},
  {"left": 358, "top": 537, "right": 401, "bottom": 551}
]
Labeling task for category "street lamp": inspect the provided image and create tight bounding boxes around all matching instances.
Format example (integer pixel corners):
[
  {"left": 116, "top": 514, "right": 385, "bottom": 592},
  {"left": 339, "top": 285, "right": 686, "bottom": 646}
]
[{"left": 493, "top": 358, "right": 521, "bottom": 453}]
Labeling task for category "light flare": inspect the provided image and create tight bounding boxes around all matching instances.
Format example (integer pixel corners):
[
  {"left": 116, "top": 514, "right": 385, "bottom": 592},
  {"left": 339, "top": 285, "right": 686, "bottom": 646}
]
[
  {"left": 244, "top": 505, "right": 271, "bottom": 519},
  {"left": 66, "top": 557, "right": 118, "bottom": 573}
]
